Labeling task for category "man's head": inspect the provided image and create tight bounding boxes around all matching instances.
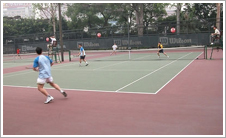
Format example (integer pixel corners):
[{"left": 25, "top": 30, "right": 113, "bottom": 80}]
[
  {"left": 36, "top": 47, "right": 42, "bottom": 55},
  {"left": 213, "top": 26, "right": 217, "bottom": 30},
  {"left": 78, "top": 44, "right": 82, "bottom": 48}
]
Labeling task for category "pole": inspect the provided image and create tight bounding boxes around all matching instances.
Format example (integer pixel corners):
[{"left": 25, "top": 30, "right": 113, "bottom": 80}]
[
  {"left": 216, "top": 3, "right": 221, "bottom": 30},
  {"left": 176, "top": 3, "right": 181, "bottom": 35},
  {"left": 58, "top": 3, "right": 64, "bottom": 62},
  {"left": 128, "top": 16, "right": 130, "bottom": 51}
]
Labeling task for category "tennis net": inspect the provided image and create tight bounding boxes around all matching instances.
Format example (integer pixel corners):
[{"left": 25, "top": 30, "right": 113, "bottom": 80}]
[
  {"left": 3, "top": 52, "right": 49, "bottom": 63},
  {"left": 69, "top": 46, "right": 207, "bottom": 62}
]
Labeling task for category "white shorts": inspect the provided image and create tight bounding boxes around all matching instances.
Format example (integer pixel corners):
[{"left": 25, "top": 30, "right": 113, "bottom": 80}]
[{"left": 37, "top": 77, "right": 53, "bottom": 84}]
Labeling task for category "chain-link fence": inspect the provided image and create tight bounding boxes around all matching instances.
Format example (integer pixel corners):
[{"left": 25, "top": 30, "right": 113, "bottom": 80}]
[{"left": 3, "top": 18, "right": 223, "bottom": 54}]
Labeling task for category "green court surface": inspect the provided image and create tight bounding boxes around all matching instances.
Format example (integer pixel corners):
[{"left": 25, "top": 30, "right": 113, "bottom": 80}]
[{"left": 3, "top": 51, "right": 202, "bottom": 94}]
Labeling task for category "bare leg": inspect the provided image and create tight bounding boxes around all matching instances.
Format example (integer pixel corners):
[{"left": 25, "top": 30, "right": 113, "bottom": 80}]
[
  {"left": 83, "top": 59, "right": 88, "bottom": 66},
  {"left": 49, "top": 82, "right": 61, "bottom": 91},
  {"left": 37, "top": 84, "right": 49, "bottom": 96},
  {"left": 49, "top": 82, "right": 67, "bottom": 97},
  {"left": 164, "top": 52, "right": 168, "bottom": 56}
]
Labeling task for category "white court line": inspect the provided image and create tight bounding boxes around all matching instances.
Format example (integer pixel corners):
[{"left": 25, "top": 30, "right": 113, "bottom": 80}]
[
  {"left": 93, "top": 54, "right": 151, "bottom": 70},
  {"left": 52, "top": 68, "right": 154, "bottom": 72},
  {"left": 3, "top": 52, "right": 200, "bottom": 95},
  {"left": 3, "top": 52, "right": 199, "bottom": 95},
  {"left": 3, "top": 62, "right": 76, "bottom": 78},
  {"left": 93, "top": 61, "right": 128, "bottom": 70},
  {"left": 155, "top": 52, "right": 203, "bottom": 94},
  {"left": 3, "top": 85, "right": 155, "bottom": 95},
  {"left": 3, "top": 70, "right": 34, "bottom": 78},
  {"left": 115, "top": 52, "right": 193, "bottom": 92}
]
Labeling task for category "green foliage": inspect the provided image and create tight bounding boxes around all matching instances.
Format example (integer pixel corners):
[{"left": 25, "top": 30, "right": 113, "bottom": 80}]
[
  {"left": 180, "top": 3, "right": 223, "bottom": 32},
  {"left": 3, "top": 3, "right": 222, "bottom": 37},
  {"left": 3, "top": 17, "right": 52, "bottom": 36}
]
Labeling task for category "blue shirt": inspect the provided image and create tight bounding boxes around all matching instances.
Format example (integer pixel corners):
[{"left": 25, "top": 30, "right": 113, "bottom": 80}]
[
  {"left": 33, "top": 55, "right": 52, "bottom": 79},
  {"left": 80, "top": 47, "right": 86, "bottom": 56}
]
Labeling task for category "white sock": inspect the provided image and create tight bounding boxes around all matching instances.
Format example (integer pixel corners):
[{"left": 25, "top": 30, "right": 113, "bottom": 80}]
[{"left": 60, "top": 90, "right": 64, "bottom": 93}]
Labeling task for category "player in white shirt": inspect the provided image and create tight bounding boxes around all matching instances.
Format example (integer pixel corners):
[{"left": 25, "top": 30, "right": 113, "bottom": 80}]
[
  {"left": 110, "top": 43, "right": 118, "bottom": 55},
  {"left": 50, "top": 36, "right": 57, "bottom": 46},
  {"left": 211, "top": 26, "right": 220, "bottom": 45}
]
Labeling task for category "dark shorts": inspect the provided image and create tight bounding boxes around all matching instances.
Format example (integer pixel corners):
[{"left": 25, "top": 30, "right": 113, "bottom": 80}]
[
  {"left": 159, "top": 49, "right": 164, "bottom": 53},
  {"left": 80, "top": 55, "right": 86, "bottom": 59}
]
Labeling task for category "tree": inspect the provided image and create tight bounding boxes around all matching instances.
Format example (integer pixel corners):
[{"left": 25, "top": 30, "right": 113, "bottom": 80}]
[
  {"left": 143, "top": 3, "right": 168, "bottom": 27},
  {"left": 66, "top": 3, "right": 102, "bottom": 29},
  {"left": 176, "top": 3, "right": 182, "bottom": 34},
  {"left": 3, "top": 17, "right": 50, "bottom": 36},
  {"left": 143, "top": 3, "right": 168, "bottom": 34},
  {"left": 33, "top": 3, "right": 58, "bottom": 37},
  {"left": 132, "top": 3, "right": 144, "bottom": 36},
  {"left": 216, "top": 3, "right": 220, "bottom": 30},
  {"left": 182, "top": 3, "right": 223, "bottom": 32}
]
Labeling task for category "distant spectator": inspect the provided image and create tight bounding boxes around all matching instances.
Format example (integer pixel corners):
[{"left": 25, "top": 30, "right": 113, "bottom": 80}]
[
  {"left": 110, "top": 43, "right": 118, "bottom": 56},
  {"left": 211, "top": 26, "right": 220, "bottom": 45}
]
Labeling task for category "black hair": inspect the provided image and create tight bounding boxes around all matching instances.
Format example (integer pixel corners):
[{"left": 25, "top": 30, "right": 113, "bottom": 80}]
[{"left": 36, "top": 47, "right": 42, "bottom": 55}]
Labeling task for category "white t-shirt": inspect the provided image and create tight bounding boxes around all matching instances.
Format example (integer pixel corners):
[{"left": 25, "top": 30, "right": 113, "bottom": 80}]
[
  {"left": 51, "top": 37, "right": 56, "bottom": 44},
  {"left": 215, "top": 29, "right": 220, "bottom": 35},
  {"left": 112, "top": 45, "right": 118, "bottom": 50}
]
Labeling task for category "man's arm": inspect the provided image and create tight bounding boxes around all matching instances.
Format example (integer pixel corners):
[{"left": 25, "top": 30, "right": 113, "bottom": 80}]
[
  {"left": 77, "top": 51, "right": 81, "bottom": 56},
  {"left": 33, "top": 67, "right": 39, "bottom": 71},
  {"left": 33, "top": 58, "right": 39, "bottom": 71}
]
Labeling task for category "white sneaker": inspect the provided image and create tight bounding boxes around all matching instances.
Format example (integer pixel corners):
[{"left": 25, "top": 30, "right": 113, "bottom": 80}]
[
  {"left": 167, "top": 56, "right": 169, "bottom": 58},
  {"left": 44, "top": 95, "right": 54, "bottom": 104}
]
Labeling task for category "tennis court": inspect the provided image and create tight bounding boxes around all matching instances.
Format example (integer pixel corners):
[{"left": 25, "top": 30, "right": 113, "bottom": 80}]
[
  {"left": 4, "top": 47, "right": 203, "bottom": 94},
  {"left": 3, "top": 46, "right": 223, "bottom": 135}
]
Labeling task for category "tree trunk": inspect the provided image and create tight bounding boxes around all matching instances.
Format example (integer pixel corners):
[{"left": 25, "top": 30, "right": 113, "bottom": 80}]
[
  {"left": 51, "top": 3, "right": 56, "bottom": 37},
  {"left": 135, "top": 3, "right": 144, "bottom": 36},
  {"left": 216, "top": 3, "right": 220, "bottom": 30},
  {"left": 58, "top": 3, "right": 64, "bottom": 62},
  {"left": 176, "top": 3, "right": 181, "bottom": 35}
]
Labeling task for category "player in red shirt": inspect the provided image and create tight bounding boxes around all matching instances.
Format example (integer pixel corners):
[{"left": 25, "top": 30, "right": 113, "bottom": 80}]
[{"left": 16, "top": 48, "right": 22, "bottom": 59}]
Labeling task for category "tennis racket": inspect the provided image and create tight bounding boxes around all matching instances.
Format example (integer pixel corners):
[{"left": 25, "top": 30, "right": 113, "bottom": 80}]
[
  {"left": 25, "top": 67, "right": 33, "bottom": 69},
  {"left": 70, "top": 55, "right": 79, "bottom": 58}
]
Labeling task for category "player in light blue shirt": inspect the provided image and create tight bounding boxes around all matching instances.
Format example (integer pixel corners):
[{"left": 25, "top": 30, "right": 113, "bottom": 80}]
[
  {"left": 33, "top": 47, "right": 67, "bottom": 104},
  {"left": 77, "top": 44, "right": 88, "bottom": 66}
]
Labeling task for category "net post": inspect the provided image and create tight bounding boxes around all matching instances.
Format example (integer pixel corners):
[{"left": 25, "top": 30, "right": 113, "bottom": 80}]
[
  {"left": 128, "top": 47, "right": 131, "bottom": 60},
  {"left": 204, "top": 45, "right": 207, "bottom": 59},
  {"left": 210, "top": 46, "right": 214, "bottom": 59},
  {"left": 204, "top": 45, "right": 205, "bottom": 59},
  {"left": 69, "top": 50, "right": 71, "bottom": 61},
  {"left": 54, "top": 52, "right": 57, "bottom": 63},
  {"left": 129, "top": 50, "right": 131, "bottom": 59}
]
